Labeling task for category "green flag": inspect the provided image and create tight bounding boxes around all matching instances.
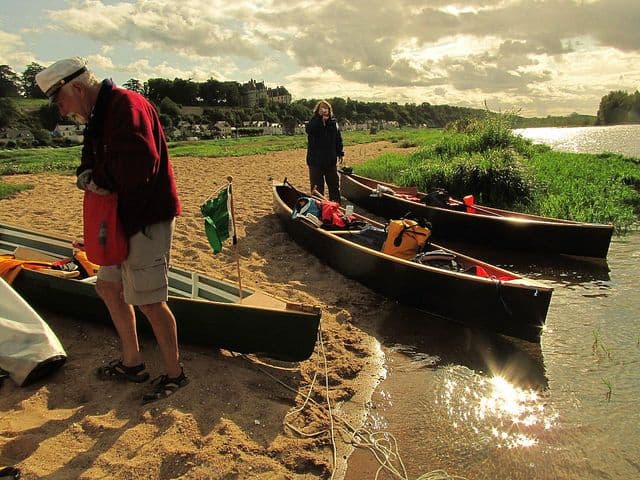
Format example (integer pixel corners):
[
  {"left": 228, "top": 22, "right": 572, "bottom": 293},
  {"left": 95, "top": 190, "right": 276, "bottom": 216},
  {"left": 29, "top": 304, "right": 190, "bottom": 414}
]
[{"left": 201, "top": 185, "right": 234, "bottom": 254}]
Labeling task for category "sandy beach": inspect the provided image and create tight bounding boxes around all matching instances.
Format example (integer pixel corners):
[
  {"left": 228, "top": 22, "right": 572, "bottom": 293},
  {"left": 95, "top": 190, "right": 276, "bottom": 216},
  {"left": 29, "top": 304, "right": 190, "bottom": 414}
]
[{"left": 0, "top": 141, "right": 408, "bottom": 479}]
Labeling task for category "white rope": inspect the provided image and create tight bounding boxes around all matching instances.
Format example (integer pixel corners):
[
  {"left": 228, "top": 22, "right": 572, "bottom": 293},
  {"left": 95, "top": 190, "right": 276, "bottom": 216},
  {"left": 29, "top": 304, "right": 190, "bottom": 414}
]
[
  {"left": 240, "top": 321, "right": 468, "bottom": 480},
  {"left": 317, "top": 320, "right": 339, "bottom": 479}
]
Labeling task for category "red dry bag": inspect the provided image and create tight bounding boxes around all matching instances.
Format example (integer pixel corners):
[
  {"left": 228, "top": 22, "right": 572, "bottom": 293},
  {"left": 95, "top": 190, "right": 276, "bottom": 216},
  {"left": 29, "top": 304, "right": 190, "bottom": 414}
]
[{"left": 83, "top": 190, "right": 128, "bottom": 266}]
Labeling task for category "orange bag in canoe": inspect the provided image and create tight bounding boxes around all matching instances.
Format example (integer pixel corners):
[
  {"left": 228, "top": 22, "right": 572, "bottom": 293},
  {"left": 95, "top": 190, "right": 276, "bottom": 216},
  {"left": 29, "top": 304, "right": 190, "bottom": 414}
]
[{"left": 381, "top": 219, "right": 431, "bottom": 260}]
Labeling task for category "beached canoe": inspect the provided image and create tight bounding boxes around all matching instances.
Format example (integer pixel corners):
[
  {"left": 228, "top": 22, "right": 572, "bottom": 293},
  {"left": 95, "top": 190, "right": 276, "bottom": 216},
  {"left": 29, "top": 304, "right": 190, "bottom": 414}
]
[
  {"left": 340, "top": 170, "right": 614, "bottom": 258},
  {"left": 0, "top": 223, "right": 320, "bottom": 362},
  {"left": 273, "top": 181, "right": 553, "bottom": 343},
  {"left": 0, "top": 277, "right": 66, "bottom": 386}
]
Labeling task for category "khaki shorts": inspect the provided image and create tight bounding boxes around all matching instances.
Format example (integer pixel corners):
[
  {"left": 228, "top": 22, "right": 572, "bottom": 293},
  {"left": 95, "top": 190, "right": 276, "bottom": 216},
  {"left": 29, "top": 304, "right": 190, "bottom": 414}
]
[{"left": 97, "top": 219, "right": 175, "bottom": 306}]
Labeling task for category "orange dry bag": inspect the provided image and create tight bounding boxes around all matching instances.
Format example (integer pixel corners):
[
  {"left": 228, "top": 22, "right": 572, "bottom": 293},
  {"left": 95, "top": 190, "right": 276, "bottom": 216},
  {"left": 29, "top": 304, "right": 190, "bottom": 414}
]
[
  {"left": 83, "top": 190, "right": 128, "bottom": 266},
  {"left": 381, "top": 219, "right": 431, "bottom": 260}
]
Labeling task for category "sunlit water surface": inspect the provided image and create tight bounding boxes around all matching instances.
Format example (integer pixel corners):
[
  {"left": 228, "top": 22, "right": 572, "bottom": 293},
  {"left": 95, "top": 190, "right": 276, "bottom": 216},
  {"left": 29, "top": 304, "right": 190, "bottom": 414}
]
[
  {"left": 515, "top": 124, "right": 640, "bottom": 158},
  {"left": 345, "top": 127, "right": 640, "bottom": 479}
]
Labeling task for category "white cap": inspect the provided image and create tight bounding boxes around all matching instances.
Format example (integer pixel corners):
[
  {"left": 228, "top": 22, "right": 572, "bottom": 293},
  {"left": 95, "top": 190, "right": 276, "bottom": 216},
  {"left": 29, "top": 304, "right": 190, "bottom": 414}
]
[{"left": 35, "top": 57, "right": 88, "bottom": 97}]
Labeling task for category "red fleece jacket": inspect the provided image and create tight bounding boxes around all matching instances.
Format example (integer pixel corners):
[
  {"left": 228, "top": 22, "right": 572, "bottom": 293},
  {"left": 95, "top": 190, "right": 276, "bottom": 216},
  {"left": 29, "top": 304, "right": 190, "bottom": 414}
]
[{"left": 78, "top": 81, "right": 181, "bottom": 236}]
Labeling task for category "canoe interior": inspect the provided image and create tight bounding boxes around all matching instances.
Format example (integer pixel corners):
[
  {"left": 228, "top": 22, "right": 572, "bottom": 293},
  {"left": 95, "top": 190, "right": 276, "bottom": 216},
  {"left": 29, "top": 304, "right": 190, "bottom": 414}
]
[{"left": 0, "top": 223, "right": 320, "bottom": 362}]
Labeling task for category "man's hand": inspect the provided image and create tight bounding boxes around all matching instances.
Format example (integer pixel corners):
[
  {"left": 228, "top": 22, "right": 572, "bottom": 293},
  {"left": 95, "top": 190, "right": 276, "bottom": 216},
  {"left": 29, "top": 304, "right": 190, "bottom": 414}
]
[
  {"left": 87, "top": 180, "right": 111, "bottom": 196},
  {"left": 76, "top": 169, "right": 92, "bottom": 190}
]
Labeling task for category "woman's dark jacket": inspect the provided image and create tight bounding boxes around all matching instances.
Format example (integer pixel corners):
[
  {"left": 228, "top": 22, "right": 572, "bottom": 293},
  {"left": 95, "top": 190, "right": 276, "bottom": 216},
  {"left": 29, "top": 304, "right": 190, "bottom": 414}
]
[
  {"left": 305, "top": 116, "right": 344, "bottom": 167},
  {"left": 77, "top": 80, "right": 181, "bottom": 236}
]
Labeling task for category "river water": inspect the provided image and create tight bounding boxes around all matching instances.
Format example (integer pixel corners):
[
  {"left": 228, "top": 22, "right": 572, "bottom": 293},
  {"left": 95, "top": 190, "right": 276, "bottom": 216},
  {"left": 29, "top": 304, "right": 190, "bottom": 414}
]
[{"left": 345, "top": 126, "right": 640, "bottom": 479}]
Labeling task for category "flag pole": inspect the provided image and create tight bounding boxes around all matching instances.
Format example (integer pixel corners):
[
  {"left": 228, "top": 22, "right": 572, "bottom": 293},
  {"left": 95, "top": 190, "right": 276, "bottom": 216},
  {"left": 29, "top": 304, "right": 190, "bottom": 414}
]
[{"left": 227, "top": 176, "right": 243, "bottom": 301}]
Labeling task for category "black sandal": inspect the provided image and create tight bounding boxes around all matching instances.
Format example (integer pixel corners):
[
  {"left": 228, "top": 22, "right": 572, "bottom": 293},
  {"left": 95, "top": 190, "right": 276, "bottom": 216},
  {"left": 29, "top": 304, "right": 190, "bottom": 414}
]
[
  {"left": 142, "top": 368, "right": 189, "bottom": 404},
  {"left": 96, "top": 359, "right": 149, "bottom": 383},
  {"left": 0, "top": 466, "right": 21, "bottom": 479}
]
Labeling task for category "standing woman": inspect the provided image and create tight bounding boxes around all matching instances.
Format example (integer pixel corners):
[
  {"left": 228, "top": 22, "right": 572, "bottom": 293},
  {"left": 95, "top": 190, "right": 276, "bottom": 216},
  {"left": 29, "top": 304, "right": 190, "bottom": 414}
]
[{"left": 305, "top": 100, "right": 344, "bottom": 203}]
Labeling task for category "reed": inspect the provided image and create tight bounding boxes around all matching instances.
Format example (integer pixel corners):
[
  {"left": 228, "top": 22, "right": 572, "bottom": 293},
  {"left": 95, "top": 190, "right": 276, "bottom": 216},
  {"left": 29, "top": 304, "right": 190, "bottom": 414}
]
[
  {"left": 592, "top": 328, "right": 612, "bottom": 360},
  {"left": 602, "top": 378, "right": 613, "bottom": 402}
]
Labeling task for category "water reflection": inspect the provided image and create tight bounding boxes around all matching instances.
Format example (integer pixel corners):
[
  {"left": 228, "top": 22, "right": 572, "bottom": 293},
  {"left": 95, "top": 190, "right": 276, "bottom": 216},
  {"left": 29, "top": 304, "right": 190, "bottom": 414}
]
[
  {"left": 437, "top": 367, "right": 559, "bottom": 450},
  {"left": 376, "top": 304, "right": 548, "bottom": 390}
]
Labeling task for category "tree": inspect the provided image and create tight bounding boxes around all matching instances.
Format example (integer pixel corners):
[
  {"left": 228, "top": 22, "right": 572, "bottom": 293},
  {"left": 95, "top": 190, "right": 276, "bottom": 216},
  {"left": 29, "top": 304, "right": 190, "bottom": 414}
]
[
  {"left": 596, "top": 90, "right": 631, "bottom": 125},
  {"left": 146, "top": 78, "right": 174, "bottom": 104},
  {"left": 171, "top": 78, "right": 199, "bottom": 105},
  {"left": 0, "top": 65, "right": 21, "bottom": 97},
  {"left": 122, "top": 78, "right": 144, "bottom": 94},
  {"left": 0, "top": 98, "right": 19, "bottom": 127},
  {"left": 159, "top": 96, "right": 182, "bottom": 119},
  {"left": 22, "top": 62, "right": 46, "bottom": 98}
]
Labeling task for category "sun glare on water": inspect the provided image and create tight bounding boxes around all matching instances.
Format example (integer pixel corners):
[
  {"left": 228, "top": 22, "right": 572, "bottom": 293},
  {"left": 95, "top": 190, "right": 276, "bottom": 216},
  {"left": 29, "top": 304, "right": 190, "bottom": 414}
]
[{"left": 438, "top": 368, "right": 558, "bottom": 449}]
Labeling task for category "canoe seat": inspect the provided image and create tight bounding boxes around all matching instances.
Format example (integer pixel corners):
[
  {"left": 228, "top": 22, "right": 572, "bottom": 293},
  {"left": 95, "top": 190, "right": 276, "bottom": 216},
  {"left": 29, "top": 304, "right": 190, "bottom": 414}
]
[{"left": 241, "top": 291, "right": 285, "bottom": 309}]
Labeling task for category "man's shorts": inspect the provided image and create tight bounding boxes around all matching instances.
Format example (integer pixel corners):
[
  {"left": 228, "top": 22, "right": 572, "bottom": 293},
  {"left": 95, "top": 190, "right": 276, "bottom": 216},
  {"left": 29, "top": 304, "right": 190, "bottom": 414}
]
[{"left": 97, "top": 219, "right": 175, "bottom": 306}]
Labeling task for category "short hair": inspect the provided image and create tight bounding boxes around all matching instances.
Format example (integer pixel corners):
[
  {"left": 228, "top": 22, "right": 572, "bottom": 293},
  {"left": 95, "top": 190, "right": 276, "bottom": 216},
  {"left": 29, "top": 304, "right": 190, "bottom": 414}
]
[{"left": 313, "top": 100, "right": 333, "bottom": 117}]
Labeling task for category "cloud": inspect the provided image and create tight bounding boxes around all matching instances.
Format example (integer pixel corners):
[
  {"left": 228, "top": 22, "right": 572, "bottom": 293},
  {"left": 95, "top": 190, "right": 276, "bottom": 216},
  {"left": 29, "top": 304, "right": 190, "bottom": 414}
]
[
  {"left": 15, "top": 0, "right": 640, "bottom": 115},
  {"left": 48, "top": 0, "right": 261, "bottom": 59},
  {"left": 0, "top": 30, "right": 35, "bottom": 67}
]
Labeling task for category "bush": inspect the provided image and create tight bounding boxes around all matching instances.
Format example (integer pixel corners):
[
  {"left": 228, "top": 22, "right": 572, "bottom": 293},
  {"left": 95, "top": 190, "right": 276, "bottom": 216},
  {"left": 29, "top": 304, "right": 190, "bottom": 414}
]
[{"left": 397, "top": 148, "right": 534, "bottom": 208}]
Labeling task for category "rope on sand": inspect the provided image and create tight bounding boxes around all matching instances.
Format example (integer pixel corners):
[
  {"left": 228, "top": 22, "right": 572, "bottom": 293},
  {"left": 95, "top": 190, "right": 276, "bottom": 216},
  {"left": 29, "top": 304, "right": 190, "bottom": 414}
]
[{"left": 240, "top": 320, "right": 468, "bottom": 480}]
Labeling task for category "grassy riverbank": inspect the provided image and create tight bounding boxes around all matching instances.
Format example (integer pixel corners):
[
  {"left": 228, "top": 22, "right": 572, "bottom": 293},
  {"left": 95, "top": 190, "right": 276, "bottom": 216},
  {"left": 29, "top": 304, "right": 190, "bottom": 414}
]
[
  {"left": 353, "top": 118, "right": 640, "bottom": 233},
  {"left": 2, "top": 123, "right": 639, "bottom": 232},
  {"left": 0, "top": 129, "right": 425, "bottom": 198}
]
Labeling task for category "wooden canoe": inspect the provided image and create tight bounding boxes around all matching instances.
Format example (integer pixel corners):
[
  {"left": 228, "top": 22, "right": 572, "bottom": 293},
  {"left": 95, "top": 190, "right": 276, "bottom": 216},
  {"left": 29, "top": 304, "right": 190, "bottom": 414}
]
[
  {"left": 0, "top": 223, "right": 320, "bottom": 362},
  {"left": 340, "top": 170, "right": 614, "bottom": 258},
  {"left": 273, "top": 181, "right": 553, "bottom": 343}
]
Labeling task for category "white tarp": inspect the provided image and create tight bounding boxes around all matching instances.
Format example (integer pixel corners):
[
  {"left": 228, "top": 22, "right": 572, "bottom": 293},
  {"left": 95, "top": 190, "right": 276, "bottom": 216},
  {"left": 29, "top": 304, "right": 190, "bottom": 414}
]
[{"left": 0, "top": 277, "right": 66, "bottom": 386}]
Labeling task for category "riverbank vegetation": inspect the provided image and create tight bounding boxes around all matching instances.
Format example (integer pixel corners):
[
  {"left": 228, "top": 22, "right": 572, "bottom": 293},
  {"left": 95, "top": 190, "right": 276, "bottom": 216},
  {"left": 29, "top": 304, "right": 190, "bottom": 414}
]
[
  {"left": 1, "top": 120, "right": 639, "bottom": 232},
  {"left": 354, "top": 117, "right": 640, "bottom": 233}
]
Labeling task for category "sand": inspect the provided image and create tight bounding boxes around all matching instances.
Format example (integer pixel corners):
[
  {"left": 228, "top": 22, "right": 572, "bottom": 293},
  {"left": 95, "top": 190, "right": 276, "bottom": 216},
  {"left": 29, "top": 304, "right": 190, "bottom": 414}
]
[{"left": 0, "top": 141, "right": 408, "bottom": 479}]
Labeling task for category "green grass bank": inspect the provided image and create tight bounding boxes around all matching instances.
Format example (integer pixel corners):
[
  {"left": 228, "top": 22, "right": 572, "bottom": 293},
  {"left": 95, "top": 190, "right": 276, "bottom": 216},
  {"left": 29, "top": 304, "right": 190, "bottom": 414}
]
[{"left": 1, "top": 123, "right": 639, "bottom": 233}]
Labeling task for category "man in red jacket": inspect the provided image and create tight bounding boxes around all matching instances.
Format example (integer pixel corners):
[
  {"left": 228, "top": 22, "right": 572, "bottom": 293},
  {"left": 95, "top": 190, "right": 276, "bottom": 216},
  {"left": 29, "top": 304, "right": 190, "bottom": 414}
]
[{"left": 36, "top": 58, "right": 187, "bottom": 403}]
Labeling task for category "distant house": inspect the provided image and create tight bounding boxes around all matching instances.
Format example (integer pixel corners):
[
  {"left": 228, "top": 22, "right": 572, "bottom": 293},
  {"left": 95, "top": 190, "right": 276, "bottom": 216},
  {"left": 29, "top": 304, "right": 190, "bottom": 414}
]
[
  {"left": 263, "top": 122, "right": 283, "bottom": 135},
  {"left": 53, "top": 124, "right": 84, "bottom": 144},
  {"left": 267, "top": 86, "right": 292, "bottom": 105},
  {"left": 213, "top": 121, "right": 235, "bottom": 137}
]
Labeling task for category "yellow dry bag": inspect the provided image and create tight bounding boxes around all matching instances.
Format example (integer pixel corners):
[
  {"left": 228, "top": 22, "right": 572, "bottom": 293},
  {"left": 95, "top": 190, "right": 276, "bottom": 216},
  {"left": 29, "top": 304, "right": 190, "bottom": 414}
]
[{"left": 381, "top": 219, "right": 431, "bottom": 259}]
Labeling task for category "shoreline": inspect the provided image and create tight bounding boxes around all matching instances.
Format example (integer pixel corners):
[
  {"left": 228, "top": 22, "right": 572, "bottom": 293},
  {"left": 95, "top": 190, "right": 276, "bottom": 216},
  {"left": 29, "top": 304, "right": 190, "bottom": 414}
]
[{"left": 0, "top": 141, "right": 402, "bottom": 479}]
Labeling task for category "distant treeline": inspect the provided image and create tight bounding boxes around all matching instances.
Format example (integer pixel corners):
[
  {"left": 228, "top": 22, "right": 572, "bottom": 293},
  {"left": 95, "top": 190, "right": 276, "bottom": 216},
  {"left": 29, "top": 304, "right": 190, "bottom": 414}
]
[
  {"left": 3, "top": 62, "right": 632, "bottom": 135},
  {"left": 596, "top": 90, "right": 640, "bottom": 125}
]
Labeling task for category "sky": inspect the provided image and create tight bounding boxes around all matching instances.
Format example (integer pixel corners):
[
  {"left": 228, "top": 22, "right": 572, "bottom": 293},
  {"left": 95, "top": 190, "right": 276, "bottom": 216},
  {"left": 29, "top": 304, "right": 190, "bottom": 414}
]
[{"left": 1, "top": 0, "right": 639, "bottom": 117}]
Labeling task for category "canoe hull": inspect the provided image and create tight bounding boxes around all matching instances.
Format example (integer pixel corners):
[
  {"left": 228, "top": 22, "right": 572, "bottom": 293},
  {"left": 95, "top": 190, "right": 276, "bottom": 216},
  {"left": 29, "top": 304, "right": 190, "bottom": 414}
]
[
  {"left": 340, "top": 172, "right": 614, "bottom": 258},
  {"left": 274, "top": 183, "right": 552, "bottom": 343},
  {"left": 1, "top": 223, "right": 320, "bottom": 362}
]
